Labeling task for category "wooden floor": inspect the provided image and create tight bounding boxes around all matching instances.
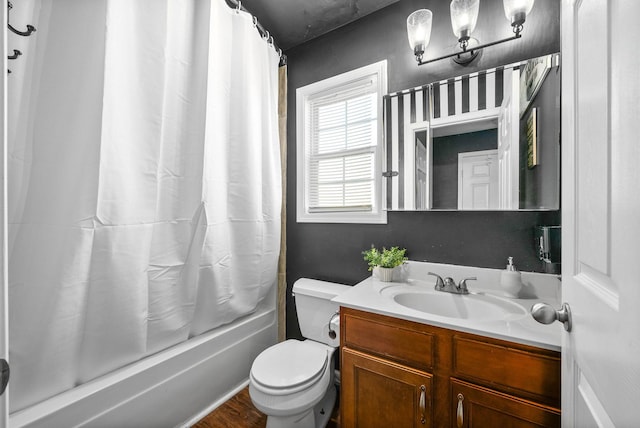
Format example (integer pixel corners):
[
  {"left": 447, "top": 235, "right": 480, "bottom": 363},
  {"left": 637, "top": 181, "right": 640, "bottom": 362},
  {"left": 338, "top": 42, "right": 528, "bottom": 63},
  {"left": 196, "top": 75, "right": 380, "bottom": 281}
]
[{"left": 192, "top": 387, "right": 340, "bottom": 428}]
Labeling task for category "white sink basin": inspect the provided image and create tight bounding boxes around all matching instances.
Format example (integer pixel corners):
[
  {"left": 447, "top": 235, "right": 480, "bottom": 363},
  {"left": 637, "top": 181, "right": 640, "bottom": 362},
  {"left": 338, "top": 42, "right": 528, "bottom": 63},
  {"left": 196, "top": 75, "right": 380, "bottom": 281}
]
[{"left": 392, "top": 291, "right": 528, "bottom": 321}]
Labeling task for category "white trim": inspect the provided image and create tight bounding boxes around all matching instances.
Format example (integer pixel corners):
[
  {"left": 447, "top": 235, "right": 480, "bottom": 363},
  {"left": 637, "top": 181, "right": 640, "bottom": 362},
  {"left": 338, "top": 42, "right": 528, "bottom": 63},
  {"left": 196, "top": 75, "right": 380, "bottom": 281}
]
[
  {"left": 486, "top": 70, "right": 496, "bottom": 110},
  {"left": 405, "top": 121, "right": 431, "bottom": 210},
  {"left": 415, "top": 90, "right": 424, "bottom": 123},
  {"left": 454, "top": 78, "right": 463, "bottom": 116},
  {"left": 390, "top": 96, "right": 399, "bottom": 210},
  {"left": 440, "top": 85, "right": 448, "bottom": 120},
  {"left": 296, "top": 60, "right": 388, "bottom": 224},
  {"left": 402, "top": 92, "right": 412, "bottom": 210},
  {"left": 469, "top": 72, "right": 479, "bottom": 112},
  {"left": 430, "top": 106, "right": 501, "bottom": 129}
]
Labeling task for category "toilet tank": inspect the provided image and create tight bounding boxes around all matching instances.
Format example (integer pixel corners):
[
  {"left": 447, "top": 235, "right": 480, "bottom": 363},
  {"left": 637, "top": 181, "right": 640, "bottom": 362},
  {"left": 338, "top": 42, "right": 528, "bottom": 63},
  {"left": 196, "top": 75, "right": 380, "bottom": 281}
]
[{"left": 293, "top": 278, "right": 351, "bottom": 347}]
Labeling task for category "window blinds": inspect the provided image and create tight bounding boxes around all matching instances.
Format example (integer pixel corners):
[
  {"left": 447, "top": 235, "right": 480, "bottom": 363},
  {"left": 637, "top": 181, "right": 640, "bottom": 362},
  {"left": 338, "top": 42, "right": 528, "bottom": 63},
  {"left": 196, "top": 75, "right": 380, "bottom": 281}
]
[{"left": 307, "top": 79, "right": 378, "bottom": 212}]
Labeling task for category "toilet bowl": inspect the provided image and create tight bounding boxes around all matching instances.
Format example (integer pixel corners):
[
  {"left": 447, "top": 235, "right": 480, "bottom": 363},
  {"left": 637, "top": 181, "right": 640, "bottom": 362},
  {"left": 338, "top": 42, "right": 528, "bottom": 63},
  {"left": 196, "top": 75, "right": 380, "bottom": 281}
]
[
  {"left": 249, "top": 340, "right": 336, "bottom": 428},
  {"left": 249, "top": 279, "right": 350, "bottom": 428}
]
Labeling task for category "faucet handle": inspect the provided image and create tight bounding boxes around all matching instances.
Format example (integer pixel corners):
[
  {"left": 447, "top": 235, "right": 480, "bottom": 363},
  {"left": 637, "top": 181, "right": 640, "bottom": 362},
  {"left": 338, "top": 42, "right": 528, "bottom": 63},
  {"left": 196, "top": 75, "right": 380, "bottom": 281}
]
[
  {"left": 458, "top": 277, "right": 477, "bottom": 294},
  {"left": 427, "top": 272, "right": 444, "bottom": 290}
]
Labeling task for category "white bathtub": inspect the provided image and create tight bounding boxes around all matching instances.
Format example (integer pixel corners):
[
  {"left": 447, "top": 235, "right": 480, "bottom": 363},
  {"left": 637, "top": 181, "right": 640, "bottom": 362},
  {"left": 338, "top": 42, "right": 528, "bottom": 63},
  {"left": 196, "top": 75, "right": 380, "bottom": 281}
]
[{"left": 9, "top": 299, "right": 277, "bottom": 428}]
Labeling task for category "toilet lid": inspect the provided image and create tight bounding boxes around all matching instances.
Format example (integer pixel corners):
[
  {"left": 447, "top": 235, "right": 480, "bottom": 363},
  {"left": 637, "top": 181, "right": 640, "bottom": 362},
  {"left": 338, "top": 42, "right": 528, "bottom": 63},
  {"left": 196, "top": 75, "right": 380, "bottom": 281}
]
[{"left": 251, "top": 340, "right": 328, "bottom": 391}]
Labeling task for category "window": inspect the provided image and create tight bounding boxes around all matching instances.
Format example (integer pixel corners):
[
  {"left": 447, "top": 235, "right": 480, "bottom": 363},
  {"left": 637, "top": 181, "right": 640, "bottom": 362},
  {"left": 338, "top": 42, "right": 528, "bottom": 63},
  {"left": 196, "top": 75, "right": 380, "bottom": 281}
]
[{"left": 296, "top": 61, "right": 387, "bottom": 223}]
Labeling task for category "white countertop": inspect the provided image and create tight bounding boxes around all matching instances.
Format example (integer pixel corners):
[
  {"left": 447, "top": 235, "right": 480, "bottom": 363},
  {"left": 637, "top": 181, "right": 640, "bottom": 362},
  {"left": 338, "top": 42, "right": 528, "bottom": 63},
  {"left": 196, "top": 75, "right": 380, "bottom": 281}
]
[{"left": 332, "top": 261, "right": 562, "bottom": 352}]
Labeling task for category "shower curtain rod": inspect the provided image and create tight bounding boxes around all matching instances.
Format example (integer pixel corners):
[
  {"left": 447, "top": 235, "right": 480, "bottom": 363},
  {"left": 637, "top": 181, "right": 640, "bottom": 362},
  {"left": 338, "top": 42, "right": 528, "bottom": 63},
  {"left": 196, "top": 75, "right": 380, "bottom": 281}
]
[{"left": 225, "top": 0, "right": 287, "bottom": 66}]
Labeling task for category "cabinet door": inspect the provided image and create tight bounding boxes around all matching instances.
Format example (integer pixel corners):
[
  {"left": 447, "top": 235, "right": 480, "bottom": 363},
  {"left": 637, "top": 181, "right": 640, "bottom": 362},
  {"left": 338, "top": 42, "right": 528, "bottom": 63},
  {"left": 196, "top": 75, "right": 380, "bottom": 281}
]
[
  {"left": 342, "top": 348, "right": 433, "bottom": 428},
  {"left": 450, "top": 379, "right": 560, "bottom": 428}
]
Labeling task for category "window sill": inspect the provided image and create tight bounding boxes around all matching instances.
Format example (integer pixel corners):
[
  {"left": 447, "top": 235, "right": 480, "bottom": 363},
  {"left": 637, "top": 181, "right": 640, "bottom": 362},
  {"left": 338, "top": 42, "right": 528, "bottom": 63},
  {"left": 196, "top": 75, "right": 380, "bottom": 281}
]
[{"left": 296, "top": 210, "right": 387, "bottom": 224}]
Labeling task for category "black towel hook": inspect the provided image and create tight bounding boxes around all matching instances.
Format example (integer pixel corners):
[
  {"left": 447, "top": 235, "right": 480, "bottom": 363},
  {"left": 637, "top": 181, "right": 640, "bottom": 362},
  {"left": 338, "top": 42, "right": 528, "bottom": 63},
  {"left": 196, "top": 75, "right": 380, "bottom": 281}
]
[
  {"left": 8, "top": 49, "right": 22, "bottom": 60},
  {"left": 7, "top": 1, "right": 37, "bottom": 37},
  {"left": 9, "top": 23, "right": 36, "bottom": 37}
]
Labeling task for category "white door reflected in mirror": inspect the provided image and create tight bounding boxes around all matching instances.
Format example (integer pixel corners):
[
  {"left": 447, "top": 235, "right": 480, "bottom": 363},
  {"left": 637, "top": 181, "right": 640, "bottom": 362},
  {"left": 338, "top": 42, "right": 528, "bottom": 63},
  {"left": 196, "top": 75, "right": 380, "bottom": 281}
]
[{"left": 457, "top": 150, "right": 498, "bottom": 209}]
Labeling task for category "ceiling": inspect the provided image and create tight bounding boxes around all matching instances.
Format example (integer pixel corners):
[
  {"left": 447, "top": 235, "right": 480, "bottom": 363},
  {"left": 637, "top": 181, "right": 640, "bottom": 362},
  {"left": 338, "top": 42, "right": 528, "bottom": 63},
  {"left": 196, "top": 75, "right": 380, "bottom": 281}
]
[{"left": 240, "top": 0, "right": 400, "bottom": 51}]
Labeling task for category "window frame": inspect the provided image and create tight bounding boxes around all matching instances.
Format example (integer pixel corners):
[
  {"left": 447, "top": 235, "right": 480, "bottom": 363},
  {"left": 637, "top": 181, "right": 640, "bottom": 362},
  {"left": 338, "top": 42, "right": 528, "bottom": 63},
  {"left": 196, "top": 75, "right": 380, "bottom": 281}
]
[{"left": 296, "top": 60, "right": 388, "bottom": 224}]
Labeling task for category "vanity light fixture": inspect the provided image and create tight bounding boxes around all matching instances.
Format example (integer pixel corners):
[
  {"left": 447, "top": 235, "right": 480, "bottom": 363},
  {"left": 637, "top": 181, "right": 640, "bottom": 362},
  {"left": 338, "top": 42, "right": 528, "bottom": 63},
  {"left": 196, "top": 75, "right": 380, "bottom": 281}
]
[{"left": 407, "top": 0, "right": 535, "bottom": 66}]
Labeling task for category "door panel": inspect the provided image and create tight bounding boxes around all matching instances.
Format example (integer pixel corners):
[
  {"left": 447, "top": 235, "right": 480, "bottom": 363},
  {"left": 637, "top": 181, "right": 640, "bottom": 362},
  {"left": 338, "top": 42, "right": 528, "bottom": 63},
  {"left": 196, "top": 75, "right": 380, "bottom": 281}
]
[
  {"left": 450, "top": 379, "right": 560, "bottom": 428},
  {"left": 561, "top": 0, "right": 640, "bottom": 426},
  {"left": 458, "top": 150, "right": 498, "bottom": 209},
  {"left": 575, "top": 0, "right": 610, "bottom": 275},
  {"left": 497, "top": 67, "right": 519, "bottom": 209}
]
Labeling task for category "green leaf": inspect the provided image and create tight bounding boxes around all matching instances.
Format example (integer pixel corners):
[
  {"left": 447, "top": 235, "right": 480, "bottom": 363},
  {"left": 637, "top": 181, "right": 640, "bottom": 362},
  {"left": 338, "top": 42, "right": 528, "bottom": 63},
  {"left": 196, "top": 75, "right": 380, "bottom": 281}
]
[{"left": 362, "top": 246, "right": 407, "bottom": 270}]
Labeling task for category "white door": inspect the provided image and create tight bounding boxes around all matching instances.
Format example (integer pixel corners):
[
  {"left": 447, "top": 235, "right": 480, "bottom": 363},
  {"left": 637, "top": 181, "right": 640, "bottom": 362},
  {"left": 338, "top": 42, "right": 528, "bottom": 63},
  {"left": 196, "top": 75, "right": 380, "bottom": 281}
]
[
  {"left": 458, "top": 150, "right": 498, "bottom": 210},
  {"left": 406, "top": 121, "right": 431, "bottom": 210},
  {"left": 0, "top": 3, "right": 9, "bottom": 427},
  {"left": 497, "top": 67, "right": 520, "bottom": 209},
  {"left": 414, "top": 130, "right": 429, "bottom": 210},
  {"left": 560, "top": 0, "right": 640, "bottom": 426}
]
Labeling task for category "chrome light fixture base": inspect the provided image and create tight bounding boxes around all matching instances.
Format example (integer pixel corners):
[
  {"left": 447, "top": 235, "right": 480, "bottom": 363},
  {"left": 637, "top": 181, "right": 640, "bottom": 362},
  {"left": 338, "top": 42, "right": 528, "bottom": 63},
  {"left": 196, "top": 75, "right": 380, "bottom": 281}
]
[
  {"left": 451, "top": 37, "right": 480, "bottom": 65},
  {"left": 416, "top": 32, "right": 521, "bottom": 66},
  {"left": 414, "top": 44, "right": 426, "bottom": 64}
]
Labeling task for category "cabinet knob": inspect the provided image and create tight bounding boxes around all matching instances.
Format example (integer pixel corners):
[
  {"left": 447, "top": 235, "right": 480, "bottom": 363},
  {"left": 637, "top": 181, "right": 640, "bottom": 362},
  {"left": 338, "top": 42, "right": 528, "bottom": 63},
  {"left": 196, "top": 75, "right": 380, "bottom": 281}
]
[{"left": 456, "top": 393, "right": 464, "bottom": 428}]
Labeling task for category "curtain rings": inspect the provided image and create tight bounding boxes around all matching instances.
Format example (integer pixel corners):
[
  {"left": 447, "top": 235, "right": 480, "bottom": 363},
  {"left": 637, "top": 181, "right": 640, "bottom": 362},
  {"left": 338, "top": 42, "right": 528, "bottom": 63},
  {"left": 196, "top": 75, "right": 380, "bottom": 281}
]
[
  {"left": 268, "top": 35, "right": 274, "bottom": 48},
  {"left": 252, "top": 16, "right": 258, "bottom": 28},
  {"left": 262, "top": 30, "right": 270, "bottom": 41},
  {"left": 235, "top": 1, "right": 241, "bottom": 14},
  {"left": 277, "top": 48, "right": 283, "bottom": 58}
]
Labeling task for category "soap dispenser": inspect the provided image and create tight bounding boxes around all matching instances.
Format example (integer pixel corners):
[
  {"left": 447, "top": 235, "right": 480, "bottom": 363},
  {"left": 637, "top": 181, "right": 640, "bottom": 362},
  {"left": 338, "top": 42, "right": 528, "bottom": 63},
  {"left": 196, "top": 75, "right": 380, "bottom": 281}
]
[{"left": 501, "top": 257, "right": 523, "bottom": 298}]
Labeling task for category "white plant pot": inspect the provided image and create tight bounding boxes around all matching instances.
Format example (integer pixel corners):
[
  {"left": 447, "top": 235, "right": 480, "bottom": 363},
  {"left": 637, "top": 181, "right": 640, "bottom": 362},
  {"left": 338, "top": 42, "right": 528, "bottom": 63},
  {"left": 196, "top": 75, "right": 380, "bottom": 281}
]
[{"left": 377, "top": 267, "right": 395, "bottom": 282}]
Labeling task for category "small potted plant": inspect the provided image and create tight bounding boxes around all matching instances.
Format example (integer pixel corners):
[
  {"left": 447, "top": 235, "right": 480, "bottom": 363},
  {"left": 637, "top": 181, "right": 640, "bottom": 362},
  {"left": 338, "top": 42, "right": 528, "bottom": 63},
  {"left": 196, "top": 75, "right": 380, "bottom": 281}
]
[{"left": 362, "top": 246, "right": 408, "bottom": 282}]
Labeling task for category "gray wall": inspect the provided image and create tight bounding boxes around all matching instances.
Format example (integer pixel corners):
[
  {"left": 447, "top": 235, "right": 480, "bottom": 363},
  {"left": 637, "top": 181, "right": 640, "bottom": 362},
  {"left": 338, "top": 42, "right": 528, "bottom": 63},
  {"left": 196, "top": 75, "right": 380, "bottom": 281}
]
[
  {"left": 520, "top": 66, "right": 561, "bottom": 209},
  {"left": 285, "top": 0, "right": 561, "bottom": 338}
]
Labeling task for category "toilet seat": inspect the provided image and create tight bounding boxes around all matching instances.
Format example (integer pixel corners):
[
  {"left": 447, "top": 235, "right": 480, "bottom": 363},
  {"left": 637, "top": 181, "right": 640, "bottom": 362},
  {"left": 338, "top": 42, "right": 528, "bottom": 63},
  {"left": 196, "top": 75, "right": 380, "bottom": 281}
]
[{"left": 250, "top": 340, "right": 329, "bottom": 395}]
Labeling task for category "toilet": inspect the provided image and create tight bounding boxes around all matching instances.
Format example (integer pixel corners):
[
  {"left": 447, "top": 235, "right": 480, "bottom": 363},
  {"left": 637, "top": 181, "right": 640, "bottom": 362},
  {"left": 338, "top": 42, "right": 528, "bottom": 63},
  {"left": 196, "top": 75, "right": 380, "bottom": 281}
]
[{"left": 249, "top": 278, "right": 350, "bottom": 428}]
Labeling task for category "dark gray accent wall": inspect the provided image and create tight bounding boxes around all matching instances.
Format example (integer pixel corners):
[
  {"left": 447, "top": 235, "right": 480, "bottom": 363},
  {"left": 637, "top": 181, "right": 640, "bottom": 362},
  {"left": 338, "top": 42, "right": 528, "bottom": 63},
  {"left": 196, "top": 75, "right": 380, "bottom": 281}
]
[
  {"left": 519, "top": 66, "right": 561, "bottom": 209},
  {"left": 285, "top": 0, "right": 561, "bottom": 338}
]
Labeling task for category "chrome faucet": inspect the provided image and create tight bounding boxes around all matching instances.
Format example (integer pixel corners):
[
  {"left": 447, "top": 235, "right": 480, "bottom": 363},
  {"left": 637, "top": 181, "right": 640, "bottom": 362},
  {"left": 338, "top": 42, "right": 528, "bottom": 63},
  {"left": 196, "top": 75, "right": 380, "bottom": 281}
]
[{"left": 427, "top": 272, "right": 476, "bottom": 295}]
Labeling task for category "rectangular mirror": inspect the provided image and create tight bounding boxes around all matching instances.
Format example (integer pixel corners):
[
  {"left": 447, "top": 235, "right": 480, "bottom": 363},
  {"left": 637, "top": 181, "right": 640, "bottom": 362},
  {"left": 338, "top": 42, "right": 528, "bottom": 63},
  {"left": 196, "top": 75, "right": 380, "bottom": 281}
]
[{"left": 383, "top": 53, "right": 560, "bottom": 211}]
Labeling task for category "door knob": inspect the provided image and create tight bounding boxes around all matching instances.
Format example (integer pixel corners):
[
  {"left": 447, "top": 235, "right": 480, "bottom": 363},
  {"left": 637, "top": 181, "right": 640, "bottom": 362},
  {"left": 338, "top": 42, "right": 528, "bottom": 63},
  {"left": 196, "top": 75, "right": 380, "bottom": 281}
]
[{"left": 531, "top": 302, "right": 572, "bottom": 332}]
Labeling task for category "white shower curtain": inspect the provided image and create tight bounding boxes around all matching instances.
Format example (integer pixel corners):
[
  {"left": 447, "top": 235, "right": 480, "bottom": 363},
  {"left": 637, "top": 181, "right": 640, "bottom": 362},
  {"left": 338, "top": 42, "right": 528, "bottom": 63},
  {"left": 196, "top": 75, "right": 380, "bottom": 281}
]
[{"left": 7, "top": 0, "right": 281, "bottom": 412}]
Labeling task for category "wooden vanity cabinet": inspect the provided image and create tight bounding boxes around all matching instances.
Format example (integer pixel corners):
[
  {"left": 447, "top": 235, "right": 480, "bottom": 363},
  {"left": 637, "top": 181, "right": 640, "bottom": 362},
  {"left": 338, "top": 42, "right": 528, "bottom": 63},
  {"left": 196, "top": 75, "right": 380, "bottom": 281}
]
[
  {"left": 340, "top": 307, "right": 561, "bottom": 428},
  {"left": 342, "top": 348, "right": 433, "bottom": 427},
  {"left": 450, "top": 379, "right": 560, "bottom": 428}
]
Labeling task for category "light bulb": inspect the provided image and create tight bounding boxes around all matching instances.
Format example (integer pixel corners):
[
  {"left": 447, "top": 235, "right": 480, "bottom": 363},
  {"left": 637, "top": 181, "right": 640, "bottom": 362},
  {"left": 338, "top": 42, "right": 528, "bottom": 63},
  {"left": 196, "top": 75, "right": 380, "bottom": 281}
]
[
  {"left": 450, "top": 0, "right": 480, "bottom": 40},
  {"left": 503, "top": 0, "right": 535, "bottom": 26},
  {"left": 407, "top": 9, "right": 433, "bottom": 54}
]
